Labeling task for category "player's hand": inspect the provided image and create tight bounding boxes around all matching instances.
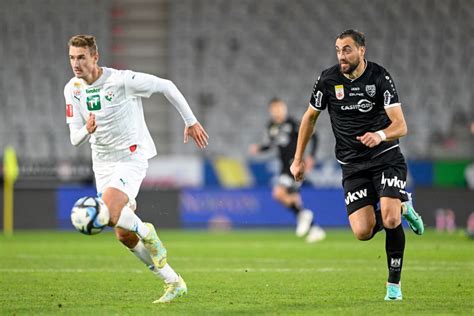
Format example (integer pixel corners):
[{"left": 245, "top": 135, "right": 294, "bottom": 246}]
[
  {"left": 86, "top": 113, "right": 97, "bottom": 134},
  {"left": 248, "top": 144, "right": 260, "bottom": 156},
  {"left": 357, "top": 132, "right": 382, "bottom": 148},
  {"left": 304, "top": 156, "right": 315, "bottom": 173},
  {"left": 184, "top": 121, "right": 209, "bottom": 149},
  {"left": 290, "top": 158, "right": 306, "bottom": 182}
]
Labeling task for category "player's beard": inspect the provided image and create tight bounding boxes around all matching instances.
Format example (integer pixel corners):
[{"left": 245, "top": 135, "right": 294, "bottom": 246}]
[{"left": 339, "top": 57, "right": 360, "bottom": 74}]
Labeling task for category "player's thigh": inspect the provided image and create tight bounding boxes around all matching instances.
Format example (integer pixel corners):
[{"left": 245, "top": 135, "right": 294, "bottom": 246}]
[
  {"left": 102, "top": 187, "right": 129, "bottom": 224},
  {"left": 380, "top": 197, "right": 402, "bottom": 228},
  {"left": 108, "top": 159, "right": 148, "bottom": 202},
  {"left": 343, "top": 171, "right": 378, "bottom": 216},
  {"left": 373, "top": 149, "right": 409, "bottom": 203},
  {"left": 343, "top": 172, "right": 378, "bottom": 239},
  {"left": 272, "top": 185, "right": 290, "bottom": 202},
  {"left": 95, "top": 159, "right": 148, "bottom": 223},
  {"left": 372, "top": 150, "right": 407, "bottom": 228}
]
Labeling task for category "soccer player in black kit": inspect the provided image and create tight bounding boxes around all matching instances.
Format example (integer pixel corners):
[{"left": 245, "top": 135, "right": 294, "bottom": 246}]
[
  {"left": 290, "top": 30, "right": 424, "bottom": 300},
  {"left": 249, "top": 98, "right": 326, "bottom": 243}
]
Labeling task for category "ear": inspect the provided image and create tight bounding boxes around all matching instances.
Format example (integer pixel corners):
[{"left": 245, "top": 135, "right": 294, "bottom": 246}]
[
  {"left": 94, "top": 52, "right": 100, "bottom": 64},
  {"left": 360, "top": 46, "right": 366, "bottom": 57}
]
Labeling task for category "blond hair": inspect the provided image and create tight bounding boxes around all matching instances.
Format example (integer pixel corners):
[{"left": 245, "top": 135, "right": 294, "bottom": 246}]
[{"left": 68, "top": 35, "right": 98, "bottom": 55}]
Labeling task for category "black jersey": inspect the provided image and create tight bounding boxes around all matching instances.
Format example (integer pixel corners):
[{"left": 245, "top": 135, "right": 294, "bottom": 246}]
[
  {"left": 259, "top": 117, "right": 317, "bottom": 174},
  {"left": 309, "top": 61, "right": 400, "bottom": 164}
]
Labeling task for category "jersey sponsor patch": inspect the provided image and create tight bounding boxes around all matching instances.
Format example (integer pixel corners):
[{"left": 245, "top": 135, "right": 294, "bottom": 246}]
[
  {"left": 313, "top": 90, "right": 323, "bottom": 108},
  {"left": 365, "top": 84, "right": 376, "bottom": 97},
  {"left": 335, "top": 85, "right": 344, "bottom": 100},
  {"left": 86, "top": 95, "right": 102, "bottom": 111},
  {"left": 341, "top": 99, "right": 374, "bottom": 112},
  {"left": 86, "top": 87, "right": 100, "bottom": 94},
  {"left": 383, "top": 90, "right": 392, "bottom": 106},
  {"left": 66, "top": 104, "right": 73, "bottom": 117}
]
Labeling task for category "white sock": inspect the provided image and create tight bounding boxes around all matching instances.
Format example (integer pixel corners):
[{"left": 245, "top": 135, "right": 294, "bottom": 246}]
[
  {"left": 115, "top": 206, "right": 150, "bottom": 239},
  {"left": 130, "top": 240, "right": 153, "bottom": 266},
  {"left": 130, "top": 241, "right": 177, "bottom": 282},
  {"left": 155, "top": 264, "right": 179, "bottom": 284}
]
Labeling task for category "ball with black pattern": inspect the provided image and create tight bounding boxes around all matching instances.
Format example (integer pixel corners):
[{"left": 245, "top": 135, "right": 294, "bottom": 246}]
[{"left": 70, "top": 196, "right": 109, "bottom": 235}]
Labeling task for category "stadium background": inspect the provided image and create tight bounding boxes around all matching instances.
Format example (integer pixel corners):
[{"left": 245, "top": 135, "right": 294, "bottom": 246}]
[{"left": 0, "top": 0, "right": 473, "bottom": 231}]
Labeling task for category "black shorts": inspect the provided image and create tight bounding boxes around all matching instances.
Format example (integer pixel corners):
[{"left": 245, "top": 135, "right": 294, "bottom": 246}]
[{"left": 341, "top": 147, "right": 409, "bottom": 215}]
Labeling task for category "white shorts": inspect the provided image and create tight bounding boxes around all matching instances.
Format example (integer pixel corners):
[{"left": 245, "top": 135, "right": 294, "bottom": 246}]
[{"left": 93, "top": 154, "right": 148, "bottom": 202}]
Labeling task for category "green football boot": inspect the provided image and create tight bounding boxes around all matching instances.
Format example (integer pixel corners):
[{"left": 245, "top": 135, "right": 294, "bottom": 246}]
[
  {"left": 402, "top": 193, "right": 424, "bottom": 235},
  {"left": 384, "top": 282, "right": 403, "bottom": 301}
]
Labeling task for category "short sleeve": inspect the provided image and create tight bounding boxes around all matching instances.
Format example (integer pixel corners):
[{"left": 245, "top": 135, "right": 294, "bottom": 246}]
[
  {"left": 378, "top": 70, "right": 400, "bottom": 108},
  {"left": 309, "top": 75, "right": 328, "bottom": 111},
  {"left": 64, "top": 84, "right": 84, "bottom": 125},
  {"left": 123, "top": 70, "right": 157, "bottom": 98}
]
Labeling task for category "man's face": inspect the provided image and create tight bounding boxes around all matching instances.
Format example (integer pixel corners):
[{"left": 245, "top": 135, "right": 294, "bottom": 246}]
[
  {"left": 335, "top": 37, "right": 365, "bottom": 74},
  {"left": 69, "top": 46, "right": 98, "bottom": 79},
  {"left": 269, "top": 101, "right": 288, "bottom": 123}
]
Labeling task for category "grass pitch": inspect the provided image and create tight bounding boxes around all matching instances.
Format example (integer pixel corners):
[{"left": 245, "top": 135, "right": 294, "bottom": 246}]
[{"left": 0, "top": 229, "right": 473, "bottom": 315}]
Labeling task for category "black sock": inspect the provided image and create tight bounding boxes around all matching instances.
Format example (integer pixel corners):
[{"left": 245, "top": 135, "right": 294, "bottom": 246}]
[
  {"left": 385, "top": 224, "right": 405, "bottom": 284},
  {"left": 288, "top": 202, "right": 303, "bottom": 216}
]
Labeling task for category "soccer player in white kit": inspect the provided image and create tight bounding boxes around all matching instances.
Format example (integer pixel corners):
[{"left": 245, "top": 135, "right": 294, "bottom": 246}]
[{"left": 64, "top": 35, "right": 209, "bottom": 303}]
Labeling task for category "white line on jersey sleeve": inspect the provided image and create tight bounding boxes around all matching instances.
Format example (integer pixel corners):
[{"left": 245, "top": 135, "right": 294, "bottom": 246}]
[{"left": 384, "top": 102, "right": 401, "bottom": 109}]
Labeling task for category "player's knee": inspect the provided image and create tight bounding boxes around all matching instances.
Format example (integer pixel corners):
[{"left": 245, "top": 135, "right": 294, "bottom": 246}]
[
  {"left": 272, "top": 189, "right": 285, "bottom": 202},
  {"left": 115, "top": 229, "right": 138, "bottom": 248},
  {"left": 102, "top": 196, "right": 128, "bottom": 226},
  {"left": 382, "top": 215, "right": 400, "bottom": 229},
  {"left": 106, "top": 205, "right": 122, "bottom": 226},
  {"left": 352, "top": 225, "right": 373, "bottom": 241},
  {"left": 381, "top": 210, "right": 401, "bottom": 229},
  {"left": 353, "top": 227, "right": 373, "bottom": 241}
]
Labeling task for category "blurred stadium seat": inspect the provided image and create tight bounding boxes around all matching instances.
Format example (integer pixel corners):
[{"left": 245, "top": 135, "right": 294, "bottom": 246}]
[
  {"left": 168, "top": 0, "right": 472, "bottom": 159},
  {"left": 0, "top": 0, "right": 471, "bottom": 172},
  {"left": 0, "top": 0, "right": 111, "bottom": 169}
]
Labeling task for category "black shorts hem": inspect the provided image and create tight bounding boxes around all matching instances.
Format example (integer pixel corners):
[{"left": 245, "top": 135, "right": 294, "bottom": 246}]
[
  {"left": 346, "top": 200, "right": 378, "bottom": 216},
  {"left": 379, "top": 192, "right": 409, "bottom": 203}
]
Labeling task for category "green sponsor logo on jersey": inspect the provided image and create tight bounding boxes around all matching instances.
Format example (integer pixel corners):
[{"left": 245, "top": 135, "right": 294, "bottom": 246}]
[
  {"left": 86, "top": 95, "right": 101, "bottom": 111},
  {"left": 86, "top": 87, "right": 101, "bottom": 94}
]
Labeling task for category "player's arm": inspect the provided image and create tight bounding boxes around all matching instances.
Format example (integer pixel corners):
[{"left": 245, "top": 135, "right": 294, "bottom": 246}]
[
  {"left": 356, "top": 105, "right": 407, "bottom": 147},
  {"left": 65, "top": 84, "right": 95, "bottom": 146},
  {"left": 309, "top": 131, "right": 318, "bottom": 157},
  {"left": 304, "top": 130, "right": 318, "bottom": 172},
  {"left": 381, "top": 105, "right": 407, "bottom": 141},
  {"left": 291, "top": 105, "right": 321, "bottom": 181},
  {"left": 124, "top": 71, "right": 208, "bottom": 149},
  {"left": 357, "top": 67, "right": 407, "bottom": 148},
  {"left": 69, "top": 114, "right": 96, "bottom": 146}
]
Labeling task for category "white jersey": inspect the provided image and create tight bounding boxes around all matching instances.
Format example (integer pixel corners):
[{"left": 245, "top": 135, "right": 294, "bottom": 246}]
[{"left": 64, "top": 67, "right": 159, "bottom": 162}]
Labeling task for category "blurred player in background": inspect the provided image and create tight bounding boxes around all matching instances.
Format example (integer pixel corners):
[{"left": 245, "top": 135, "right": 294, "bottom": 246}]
[
  {"left": 64, "top": 35, "right": 209, "bottom": 303},
  {"left": 291, "top": 30, "right": 424, "bottom": 300},
  {"left": 249, "top": 98, "right": 326, "bottom": 243}
]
